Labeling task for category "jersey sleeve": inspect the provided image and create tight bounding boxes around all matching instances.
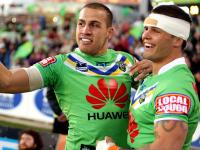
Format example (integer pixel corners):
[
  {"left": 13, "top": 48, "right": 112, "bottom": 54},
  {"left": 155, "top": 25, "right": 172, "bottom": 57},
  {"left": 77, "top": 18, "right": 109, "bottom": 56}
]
[
  {"left": 154, "top": 80, "right": 198, "bottom": 124},
  {"left": 33, "top": 54, "right": 64, "bottom": 88}
]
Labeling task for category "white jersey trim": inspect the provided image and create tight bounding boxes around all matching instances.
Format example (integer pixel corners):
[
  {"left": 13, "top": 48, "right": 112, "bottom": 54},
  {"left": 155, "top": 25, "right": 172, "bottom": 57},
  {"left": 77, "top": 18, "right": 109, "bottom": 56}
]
[
  {"left": 68, "top": 52, "right": 124, "bottom": 70},
  {"left": 64, "top": 51, "right": 131, "bottom": 76},
  {"left": 154, "top": 117, "right": 183, "bottom": 123},
  {"left": 158, "top": 57, "right": 186, "bottom": 75},
  {"left": 23, "top": 66, "right": 44, "bottom": 91}
]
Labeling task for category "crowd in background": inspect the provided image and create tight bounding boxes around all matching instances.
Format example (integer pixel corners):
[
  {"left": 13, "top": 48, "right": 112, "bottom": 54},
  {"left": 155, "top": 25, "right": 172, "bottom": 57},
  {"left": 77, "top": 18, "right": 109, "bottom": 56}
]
[{"left": 0, "top": 8, "right": 199, "bottom": 97}]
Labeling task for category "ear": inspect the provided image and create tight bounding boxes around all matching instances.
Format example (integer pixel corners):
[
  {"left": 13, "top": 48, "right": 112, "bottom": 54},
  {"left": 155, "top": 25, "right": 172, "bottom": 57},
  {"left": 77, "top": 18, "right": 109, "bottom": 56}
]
[
  {"left": 173, "top": 37, "right": 183, "bottom": 48},
  {"left": 107, "top": 27, "right": 114, "bottom": 40}
]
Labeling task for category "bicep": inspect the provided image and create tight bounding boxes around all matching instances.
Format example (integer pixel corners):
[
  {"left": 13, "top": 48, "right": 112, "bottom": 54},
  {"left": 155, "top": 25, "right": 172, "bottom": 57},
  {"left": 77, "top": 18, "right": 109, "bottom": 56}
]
[
  {"left": 0, "top": 66, "right": 43, "bottom": 93},
  {"left": 152, "top": 120, "right": 188, "bottom": 150},
  {"left": 0, "top": 68, "right": 30, "bottom": 93}
]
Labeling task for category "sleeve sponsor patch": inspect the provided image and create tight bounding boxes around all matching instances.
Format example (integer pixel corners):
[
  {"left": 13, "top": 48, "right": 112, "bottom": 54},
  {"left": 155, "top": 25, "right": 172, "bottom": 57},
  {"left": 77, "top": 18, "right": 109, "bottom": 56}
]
[
  {"left": 155, "top": 93, "right": 191, "bottom": 115},
  {"left": 39, "top": 57, "right": 56, "bottom": 67}
]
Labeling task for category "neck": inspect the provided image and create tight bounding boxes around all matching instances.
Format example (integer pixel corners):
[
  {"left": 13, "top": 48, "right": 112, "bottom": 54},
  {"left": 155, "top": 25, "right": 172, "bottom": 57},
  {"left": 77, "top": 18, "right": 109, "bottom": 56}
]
[
  {"left": 152, "top": 54, "right": 182, "bottom": 75},
  {"left": 94, "top": 49, "right": 108, "bottom": 56},
  {"left": 152, "top": 62, "right": 166, "bottom": 75}
]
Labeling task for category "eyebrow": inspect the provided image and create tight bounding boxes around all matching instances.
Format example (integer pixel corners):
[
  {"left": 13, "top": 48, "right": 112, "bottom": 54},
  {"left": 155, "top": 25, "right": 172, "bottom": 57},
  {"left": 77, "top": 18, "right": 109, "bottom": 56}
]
[{"left": 78, "top": 19, "right": 101, "bottom": 24}]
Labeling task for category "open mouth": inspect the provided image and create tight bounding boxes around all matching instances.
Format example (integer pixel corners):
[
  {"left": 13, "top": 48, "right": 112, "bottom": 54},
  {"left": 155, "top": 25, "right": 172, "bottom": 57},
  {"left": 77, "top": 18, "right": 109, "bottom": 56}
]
[
  {"left": 80, "top": 38, "right": 92, "bottom": 44},
  {"left": 144, "top": 43, "right": 154, "bottom": 49}
]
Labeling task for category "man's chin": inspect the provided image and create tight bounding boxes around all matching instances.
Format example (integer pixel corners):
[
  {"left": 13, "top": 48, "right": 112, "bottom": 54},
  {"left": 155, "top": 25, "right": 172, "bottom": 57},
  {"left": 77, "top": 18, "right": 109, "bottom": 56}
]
[{"left": 142, "top": 53, "right": 152, "bottom": 60}]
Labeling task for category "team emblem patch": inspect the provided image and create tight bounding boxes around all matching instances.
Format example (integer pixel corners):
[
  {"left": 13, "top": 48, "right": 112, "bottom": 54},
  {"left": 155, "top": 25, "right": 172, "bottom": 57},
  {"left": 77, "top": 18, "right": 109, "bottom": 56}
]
[
  {"left": 75, "top": 62, "right": 88, "bottom": 72},
  {"left": 116, "top": 61, "right": 126, "bottom": 72},
  {"left": 39, "top": 57, "right": 56, "bottom": 67},
  {"left": 155, "top": 93, "right": 191, "bottom": 115}
]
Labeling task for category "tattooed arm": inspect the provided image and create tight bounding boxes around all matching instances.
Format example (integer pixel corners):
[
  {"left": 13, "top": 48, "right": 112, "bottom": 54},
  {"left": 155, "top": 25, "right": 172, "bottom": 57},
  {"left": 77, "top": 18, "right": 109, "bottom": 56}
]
[
  {"left": 138, "top": 120, "right": 188, "bottom": 150},
  {"left": 97, "top": 120, "right": 187, "bottom": 150}
]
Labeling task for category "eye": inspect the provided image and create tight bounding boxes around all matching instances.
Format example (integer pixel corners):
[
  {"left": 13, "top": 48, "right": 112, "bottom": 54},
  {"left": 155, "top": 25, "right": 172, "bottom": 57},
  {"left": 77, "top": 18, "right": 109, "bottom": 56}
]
[
  {"left": 94, "top": 24, "right": 100, "bottom": 27},
  {"left": 90, "top": 22, "right": 100, "bottom": 28},
  {"left": 144, "top": 26, "right": 148, "bottom": 31},
  {"left": 152, "top": 27, "right": 161, "bottom": 33},
  {"left": 78, "top": 21, "right": 84, "bottom": 27}
]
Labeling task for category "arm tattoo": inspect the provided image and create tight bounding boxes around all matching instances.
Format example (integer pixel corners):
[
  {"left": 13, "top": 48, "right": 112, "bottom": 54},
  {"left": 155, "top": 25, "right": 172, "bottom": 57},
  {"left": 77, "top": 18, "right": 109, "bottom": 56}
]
[
  {"left": 155, "top": 120, "right": 187, "bottom": 132},
  {"left": 160, "top": 120, "right": 177, "bottom": 132}
]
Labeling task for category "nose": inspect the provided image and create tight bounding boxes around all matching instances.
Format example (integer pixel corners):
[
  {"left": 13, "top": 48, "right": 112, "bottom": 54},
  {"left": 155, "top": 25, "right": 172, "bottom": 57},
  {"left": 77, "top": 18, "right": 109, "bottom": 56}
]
[
  {"left": 142, "top": 27, "right": 151, "bottom": 41},
  {"left": 82, "top": 25, "right": 92, "bottom": 34}
]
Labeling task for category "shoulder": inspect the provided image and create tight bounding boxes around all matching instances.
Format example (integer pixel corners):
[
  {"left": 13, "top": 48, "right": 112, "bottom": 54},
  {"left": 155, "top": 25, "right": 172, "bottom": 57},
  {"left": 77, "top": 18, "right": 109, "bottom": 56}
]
[
  {"left": 166, "top": 66, "right": 195, "bottom": 85},
  {"left": 110, "top": 49, "right": 137, "bottom": 63},
  {"left": 114, "top": 49, "right": 132, "bottom": 57},
  {"left": 154, "top": 67, "right": 199, "bottom": 115},
  {"left": 34, "top": 53, "right": 71, "bottom": 69}
]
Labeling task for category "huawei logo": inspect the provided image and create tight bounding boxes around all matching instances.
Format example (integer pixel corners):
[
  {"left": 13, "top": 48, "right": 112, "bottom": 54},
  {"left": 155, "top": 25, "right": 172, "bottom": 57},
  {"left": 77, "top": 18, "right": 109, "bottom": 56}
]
[
  {"left": 86, "top": 78, "right": 128, "bottom": 109},
  {"left": 128, "top": 111, "right": 139, "bottom": 143}
]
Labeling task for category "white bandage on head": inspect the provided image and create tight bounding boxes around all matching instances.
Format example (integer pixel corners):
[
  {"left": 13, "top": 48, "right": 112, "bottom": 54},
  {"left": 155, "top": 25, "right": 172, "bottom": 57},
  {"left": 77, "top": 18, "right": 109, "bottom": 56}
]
[{"left": 144, "top": 13, "right": 190, "bottom": 40}]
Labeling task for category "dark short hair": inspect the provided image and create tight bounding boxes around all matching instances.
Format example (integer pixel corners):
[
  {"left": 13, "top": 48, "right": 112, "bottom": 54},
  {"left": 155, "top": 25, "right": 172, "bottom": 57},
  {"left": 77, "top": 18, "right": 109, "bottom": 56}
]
[
  {"left": 81, "top": 2, "right": 113, "bottom": 27},
  {"left": 19, "top": 130, "right": 43, "bottom": 150},
  {"left": 152, "top": 5, "right": 192, "bottom": 49}
]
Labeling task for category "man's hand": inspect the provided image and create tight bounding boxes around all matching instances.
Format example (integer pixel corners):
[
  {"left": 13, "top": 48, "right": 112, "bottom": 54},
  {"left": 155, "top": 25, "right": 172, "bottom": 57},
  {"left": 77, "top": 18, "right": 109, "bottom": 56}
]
[
  {"left": 57, "top": 113, "right": 67, "bottom": 122},
  {"left": 129, "top": 59, "right": 152, "bottom": 81},
  {"left": 96, "top": 136, "right": 119, "bottom": 150}
]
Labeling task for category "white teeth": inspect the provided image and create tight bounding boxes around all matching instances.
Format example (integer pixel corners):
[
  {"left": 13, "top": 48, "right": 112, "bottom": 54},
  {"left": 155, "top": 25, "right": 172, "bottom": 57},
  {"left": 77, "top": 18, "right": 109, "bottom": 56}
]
[
  {"left": 81, "top": 38, "right": 91, "bottom": 42},
  {"left": 145, "top": 43, "right": 153, "bottom": 48}
]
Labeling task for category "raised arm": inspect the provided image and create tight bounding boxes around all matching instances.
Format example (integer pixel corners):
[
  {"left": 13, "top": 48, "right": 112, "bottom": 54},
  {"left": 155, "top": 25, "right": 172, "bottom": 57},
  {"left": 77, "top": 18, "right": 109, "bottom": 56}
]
[
  {"left": 0, "top": 63, "right": 43, "bottom": 93},
  {"left": 0, "top": 63, "right": 30, "bottom": 93}
]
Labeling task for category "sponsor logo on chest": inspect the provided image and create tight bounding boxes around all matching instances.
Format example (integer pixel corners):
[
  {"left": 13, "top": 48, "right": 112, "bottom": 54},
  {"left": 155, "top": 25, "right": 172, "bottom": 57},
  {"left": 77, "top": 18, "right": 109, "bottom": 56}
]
[
  {"left": 87, "top": 111, "right": 128, "bottom": 120},
  {"left": 86, "top": 78, "right": 129, "bottom": 120}
]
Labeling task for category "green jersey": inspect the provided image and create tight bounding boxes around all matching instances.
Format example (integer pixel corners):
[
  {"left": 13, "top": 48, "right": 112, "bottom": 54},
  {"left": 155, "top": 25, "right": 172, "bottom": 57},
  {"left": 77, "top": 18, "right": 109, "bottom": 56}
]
[
  {"left": 128, "top": 58, "right": 200, "bottom": 150},
  {"left": 34, "top": 48, "right": 136, "bottom": 150}
]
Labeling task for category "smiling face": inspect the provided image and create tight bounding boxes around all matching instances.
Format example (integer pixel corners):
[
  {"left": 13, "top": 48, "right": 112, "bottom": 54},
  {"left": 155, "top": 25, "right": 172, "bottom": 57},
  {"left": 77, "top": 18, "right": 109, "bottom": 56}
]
[
  {"left": 76, "top": 7, "right": 113, "bottom": 56},
  {"left": 142, "top": 26, "right": 175, "bottom": 63}
]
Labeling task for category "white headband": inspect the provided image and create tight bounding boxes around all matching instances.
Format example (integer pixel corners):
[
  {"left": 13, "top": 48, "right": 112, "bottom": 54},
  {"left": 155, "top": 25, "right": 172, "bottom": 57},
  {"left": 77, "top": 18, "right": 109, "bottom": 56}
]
[{"left": 144, "top": 13, "right": 190, "bottom": 40}]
